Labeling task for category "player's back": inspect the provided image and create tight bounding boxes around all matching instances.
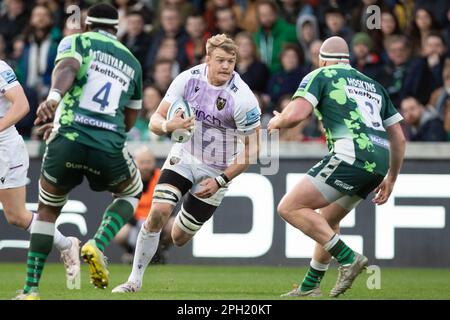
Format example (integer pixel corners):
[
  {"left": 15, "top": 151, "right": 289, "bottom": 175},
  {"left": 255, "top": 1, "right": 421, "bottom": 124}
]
[
  {"left": 52, "top": 30, "right": 142, "bottom": 153},
  {"left": 296, "top": 64, "right": 402, "bottom": 176}
]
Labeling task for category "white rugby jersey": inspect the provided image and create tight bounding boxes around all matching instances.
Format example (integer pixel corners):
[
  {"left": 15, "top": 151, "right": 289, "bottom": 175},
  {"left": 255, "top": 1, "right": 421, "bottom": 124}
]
[
  {"left": 163, "top": 63, "right": 261, "bottom": 170},
  {"left": 0, "top": 60, "right": 21, "bottom": 142}
]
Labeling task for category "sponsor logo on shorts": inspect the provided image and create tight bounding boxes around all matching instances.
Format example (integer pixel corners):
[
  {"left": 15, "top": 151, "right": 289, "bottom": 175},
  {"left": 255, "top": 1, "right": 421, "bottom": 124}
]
[
  {"left": 170, "top": 156, "right": 181, "bottom": 165},
  {"left": 334, "top": 179, "right": 354, "bottom": 190},
  {"left": 369, "top": 134, "right": 389, "bottom": 149}
]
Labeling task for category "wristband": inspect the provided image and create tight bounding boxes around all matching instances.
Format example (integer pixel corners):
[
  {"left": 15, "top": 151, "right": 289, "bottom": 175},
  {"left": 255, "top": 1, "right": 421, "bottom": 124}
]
[
  {"left": 215, "top": 173, "right": 230, "bottom": 188},
  {"left": 46, "top": 89, "right": 62, "bottom": 103},
  {"left": 162, "top": 120, "right": 168, "bottom": 133}
]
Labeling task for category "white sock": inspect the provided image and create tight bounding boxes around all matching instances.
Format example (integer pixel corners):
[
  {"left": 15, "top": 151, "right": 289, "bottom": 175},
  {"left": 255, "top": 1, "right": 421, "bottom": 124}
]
[
  {"left": 323, "top": 233, "right": 340, "bottom": 251},
  {"left": 128, "top": 225, "right": 161, "bottom": 287},
  {"left": 27, "top": 212, "right": 71, "bottom": 251},
  {"left": 310, "top": 259, "right": 330, "bottom": 271}
]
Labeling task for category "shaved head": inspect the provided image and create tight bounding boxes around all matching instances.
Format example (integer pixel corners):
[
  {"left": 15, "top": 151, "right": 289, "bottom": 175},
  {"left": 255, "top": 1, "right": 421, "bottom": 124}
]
[{"left": 319, "top": 36, "right": 350, "bottom": 66}]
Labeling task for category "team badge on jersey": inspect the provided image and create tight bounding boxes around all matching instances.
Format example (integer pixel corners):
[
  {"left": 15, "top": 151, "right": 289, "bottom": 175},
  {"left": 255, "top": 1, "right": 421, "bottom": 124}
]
[
  {"left": 216, "top": 97, "right": 227, "bottom": 111},
  {"left": 170, "top": 156, "right": 181, "bottom": 165}
]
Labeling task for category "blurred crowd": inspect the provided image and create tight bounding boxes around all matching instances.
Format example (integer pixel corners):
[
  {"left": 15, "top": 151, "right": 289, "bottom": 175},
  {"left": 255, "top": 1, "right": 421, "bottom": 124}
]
[{"left": 1, "top": 0, "right": 449, "bottom": 142}]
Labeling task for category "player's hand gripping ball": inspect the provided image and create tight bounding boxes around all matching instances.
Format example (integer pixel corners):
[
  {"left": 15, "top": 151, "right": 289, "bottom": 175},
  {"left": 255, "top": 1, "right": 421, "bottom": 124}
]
[{"left": 167, "top": 99, "right": 195, "bottom": 143}]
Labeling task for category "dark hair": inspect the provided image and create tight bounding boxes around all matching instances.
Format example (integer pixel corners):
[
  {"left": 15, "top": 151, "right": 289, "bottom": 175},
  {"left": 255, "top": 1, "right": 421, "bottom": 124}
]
[
  {"left": 380, "top": 8, "right": 401, "bottom": 35},
  {"left": 407, "top": 6, "right": 441, "bottom": 53},
  {"left": 86, "top": 3, "right": 118, "bottom": 31},
  {"left": 325, "top": 6, "right": 345, "bottom": 17},
  {"left": 256, "top": 0, "right": 278, "bottom": 13},
  {"left": 280, "top": 43, "right": 304, "bottom": 65}
]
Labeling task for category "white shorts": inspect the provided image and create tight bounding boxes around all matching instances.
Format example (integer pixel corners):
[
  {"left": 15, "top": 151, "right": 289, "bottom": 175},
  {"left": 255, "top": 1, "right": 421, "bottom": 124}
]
[
  {"left": 161, "top": 143, "right": 228, "bottom": 207},
  {"left": 0, "top": 135, "right": 29, "bottom": 189}
]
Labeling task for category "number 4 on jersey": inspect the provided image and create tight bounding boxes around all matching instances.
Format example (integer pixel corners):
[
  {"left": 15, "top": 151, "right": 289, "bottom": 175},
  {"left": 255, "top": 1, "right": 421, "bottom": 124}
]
[{"left": 93, "top": 82, "right": 112, "bottom": 111}]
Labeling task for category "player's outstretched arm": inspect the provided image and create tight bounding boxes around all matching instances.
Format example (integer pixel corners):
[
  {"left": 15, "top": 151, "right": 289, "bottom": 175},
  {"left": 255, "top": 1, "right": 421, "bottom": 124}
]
[
  {"left": 267, "top": 97, "right": 313, "bottom": 133},
  {"left": 35, "top": 58, "right": 80, "bottom": 125},
  {"left": 124, "top": 108, "right": 140, "bottom": 132},
  {"left": 373, "top": 122, "right": 406, "bottom": 205},
  {"left": 0, "top": 85, "right": 30, "bottom": 132}
]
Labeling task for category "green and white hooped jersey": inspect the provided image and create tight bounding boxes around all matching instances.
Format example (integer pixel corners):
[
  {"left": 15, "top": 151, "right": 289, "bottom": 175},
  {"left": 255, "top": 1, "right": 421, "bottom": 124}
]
[
  {"left": 293, "top": 64, "right": 403, "bottom": 176},
  {"left": 52, "top": 30, "right": 143, "bottom": 153}
]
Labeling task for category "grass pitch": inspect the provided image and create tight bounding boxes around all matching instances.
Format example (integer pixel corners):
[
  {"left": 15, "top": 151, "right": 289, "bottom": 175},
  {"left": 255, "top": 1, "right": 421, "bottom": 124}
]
[{"left": 1, "top": 263, "right": 450, "bottom": 300}]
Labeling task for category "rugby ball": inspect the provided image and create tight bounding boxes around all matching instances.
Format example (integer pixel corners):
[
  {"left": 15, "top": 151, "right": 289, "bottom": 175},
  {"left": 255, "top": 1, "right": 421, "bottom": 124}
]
[{"left": 166, "top": 99, "right": 194, "bottom": 143}]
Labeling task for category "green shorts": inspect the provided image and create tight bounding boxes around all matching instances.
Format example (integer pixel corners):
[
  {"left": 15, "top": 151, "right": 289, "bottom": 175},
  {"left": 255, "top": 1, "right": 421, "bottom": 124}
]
[
  {"left": 308, "top": 154, "right": 384, "bottom": 199},
  {"left": 41, "top": 134, "right": 137, "bottom": 192}
]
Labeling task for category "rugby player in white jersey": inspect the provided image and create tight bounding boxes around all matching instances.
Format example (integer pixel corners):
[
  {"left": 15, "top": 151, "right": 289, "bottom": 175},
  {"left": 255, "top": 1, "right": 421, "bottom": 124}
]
[
  {"left": 0, "top": 60, "right": 80, "bottom": 283},
  {"left": 113, "top": 34, "right": 261, "bottom": 293}
]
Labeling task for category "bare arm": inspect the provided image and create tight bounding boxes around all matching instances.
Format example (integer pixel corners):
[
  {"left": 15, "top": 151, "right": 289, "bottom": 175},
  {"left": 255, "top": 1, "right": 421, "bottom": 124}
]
[
  {"left": 267, "top": 97, "right": 313, "bottom": 132},
  {"left": 124, "top": 108, "right": 140, "bottom": 132},
  {"left": 386, "top": 122, "right": 406, "bottom": 182},
  {"left": 35, "top": 58, "right": 80, "bottom": 124},
  {"left": 224, "top": 126, "right": 261, "bottom": 180},
  {"left": 0, "top": 85, "right": 30, "bottom": 132},
  {"left": 194, "top": 126, "right": 261, "bottom": 199},
  {"left": 373, "top": 122, "right": 406, "bottom": 205}
]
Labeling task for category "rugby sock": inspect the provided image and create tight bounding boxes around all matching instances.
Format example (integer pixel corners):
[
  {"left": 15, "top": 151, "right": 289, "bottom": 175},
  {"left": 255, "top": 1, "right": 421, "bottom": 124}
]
[
  {"left": 27, "top": 212, "right": 71, "bottom": 251},
  {"left": 128, "top": 225, "right": 161, "bottom": 287},
  {"left": 93, "top": 199, "right": 134, "bottom": 253},
  {"left": 300, "top": 260, "right": 329, "bottom": 292},
  {"left": 324, "top": 234, "right": 355, "bottom": 266},
  {"left": 23, "top": 220, "right": 54, "bottom": 294}
]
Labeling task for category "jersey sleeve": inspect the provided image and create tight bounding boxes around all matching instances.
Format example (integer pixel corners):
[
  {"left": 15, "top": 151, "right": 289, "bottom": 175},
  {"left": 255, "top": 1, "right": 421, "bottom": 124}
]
[
  {"left": 162, "top": 70, "right": 191, "bottom": 104},
  {"left": 380, "top": 87, "right": 403, "bottom": 127},
  {"left": 55, "top": 34, "right": 83, "bottom": 65},
  {"left": 0, "top": 61, "right": 20, "bottom": 95},
  {"left": 127, "top": 64, "right": 143, "bottom": 110},
  {"left": 291, "top": 68, "right": 323, "bottom": 108},
  {"left": 234, "top": 89, "right": 261, "bottom": 134}
]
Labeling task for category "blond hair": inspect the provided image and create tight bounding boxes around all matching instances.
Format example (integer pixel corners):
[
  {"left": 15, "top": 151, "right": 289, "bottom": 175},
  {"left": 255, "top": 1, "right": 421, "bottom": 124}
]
[{"left": 206, "top": 34, "right": 238, "bottom": 57}]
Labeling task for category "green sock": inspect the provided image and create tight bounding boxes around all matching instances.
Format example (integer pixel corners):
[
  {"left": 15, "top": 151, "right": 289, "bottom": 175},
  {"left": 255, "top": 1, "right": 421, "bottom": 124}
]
[
  {"left": 94, "top": 199, "right": 135, "bottom": 253},
  {"left": 23, "top": 220, "right": 54, "bottom": 294},
  {"left": 328, "top": 239, "right": 355, "bottom": 265},
  {"left": 300, "top": 266, "right": 326, "bottom": 292}
]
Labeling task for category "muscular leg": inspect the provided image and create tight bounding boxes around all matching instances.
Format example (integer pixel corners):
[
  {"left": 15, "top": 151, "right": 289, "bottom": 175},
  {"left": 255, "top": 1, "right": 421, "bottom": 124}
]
[{"left": 0, "top": 186, "right": 32, "bottom": 229}]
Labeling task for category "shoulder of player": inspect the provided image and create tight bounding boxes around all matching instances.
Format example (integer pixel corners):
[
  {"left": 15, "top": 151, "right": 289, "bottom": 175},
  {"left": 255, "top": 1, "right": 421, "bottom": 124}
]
[{"left": 0, "top": 59, "right": 12, "bottom": 72}]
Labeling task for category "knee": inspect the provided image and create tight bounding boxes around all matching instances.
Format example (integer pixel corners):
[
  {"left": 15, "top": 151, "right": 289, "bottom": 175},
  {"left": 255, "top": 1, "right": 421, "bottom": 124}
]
[
  {"left": 3, "top": 208, "right": 28, "bottom": 229},
  {"left": 277, "top": 202, "right": 292, "bottom": 220},
  {"left": 144, "top": 204, "right": 172, "bottom": 231},
  {"left": 171, "top": 234, "right": 189, "bottom": 247}
]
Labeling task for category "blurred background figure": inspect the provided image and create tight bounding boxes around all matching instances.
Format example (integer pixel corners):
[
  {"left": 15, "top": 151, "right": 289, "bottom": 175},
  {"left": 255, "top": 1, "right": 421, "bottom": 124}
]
[
  {"left": 428, "top": 58, "right": 450, "bottom": 141},
  {"left": 114, "top": 147, "right": 173, "bottom": 264},
  {"left": 185, "top": 12, "right": 210, "bottom": 67},
  {"left": 400, "top": 96, "right": 447, "bottom": 141},
  {"left": 120, "top": 10, "right": 152, "bottom": 68},
  {"left": 235, "top": 31, "right": 269, "bottom": 95}
]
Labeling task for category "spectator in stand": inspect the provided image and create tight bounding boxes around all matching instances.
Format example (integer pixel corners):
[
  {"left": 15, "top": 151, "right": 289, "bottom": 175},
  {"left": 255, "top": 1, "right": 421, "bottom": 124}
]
[
  {"left": 155, "top": 37, "right": 184, "bottom": 78},
  {"left": 403, "top": 32, "right": 447, "bottom": 105},
  {"left": 185, "top": 13, "right": 211, "bottom": 67},
  {"left": 267, "top": 44, "right": 307, "bottom": 106},
  {"left": 277, "top": 0, "right": 314, "bottom": 24},
  {"left": 16, "top": 4, "right": 61, "bottom": 100},
  {"left": 203, "top": 0, "right": 232, "bottom": 33},
  {"left": 235, "top": 32, "right": 270, "bottom": 94},
  {"left": 323, "top": 6, "right": 354, "bottom": 45},
  {"left": 214, "top": 7, "right": 243, "bottom": 38},
  {"left": 144, "top": 5, "right": 189, "bottom": 81},
  {"left": 379, "top": 35, "right": 413, "bottom": 109},
  {"left": 350, "top": 32, "right": 383, "bottom": 81},
  {"left": 296, "top": 14, "right": 320, "bottom": 65},
  {"left": 444, "top": 7, "right": 450, "bottom": 49},
  {"left": 378, "top": 9, "right": 402, "bottom": 63},
  {"left": 253, "top": 0, "right": 298, "bottom": 74},
  {"left": 234, "top": 0, "right": 259, "bottom": 33},
  {"left": 428, "top": 58, "right": 450, "bottom": 140},
  {"left": 128, "top": 84, "right": 164, "bottom": 142},
  {"left": 150, "top": 59, "right": 175, "bottom": 95},
  {"left": 120, "top": 11, "right": 152, "bottom": 68},
  {"left": 306, "top": 39, "right": 322, "bottom": 72},
  {"left": 401, "top": 96, "right": 447, "bottom": 141},
  {"left": 0, "top": 0, "right": 29, "bottom": 56},
  {"left": 406, "top": 7, "right": 441, "bottom": 57}
]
